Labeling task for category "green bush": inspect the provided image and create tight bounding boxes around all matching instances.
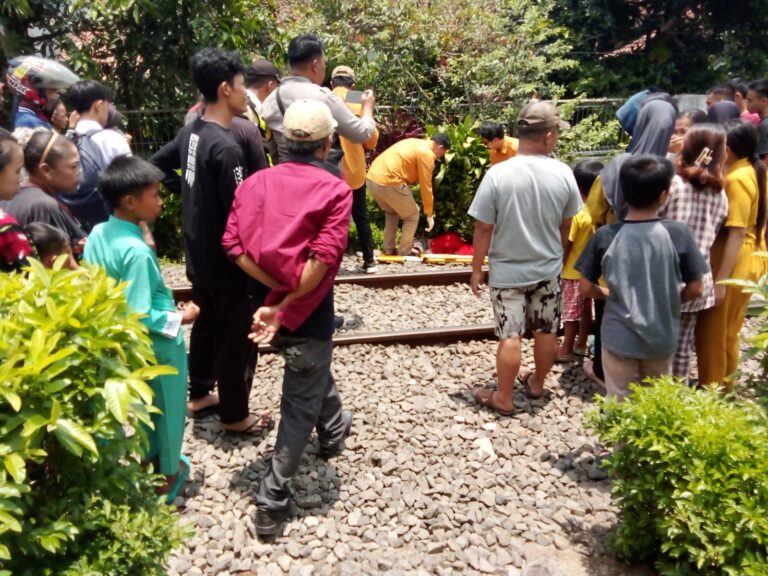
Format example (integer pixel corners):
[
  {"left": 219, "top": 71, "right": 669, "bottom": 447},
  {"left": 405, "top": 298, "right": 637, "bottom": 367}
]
[
  {"left": 0, "top": 260, "right": 188, "bottom": 575},
  {"left": 154, "top": 185, "right": 185, "bottom": 262},
  {"left": 587, "top": 378, "right": 768, "bottom": 575},
  {"left": 429, "top": 115, "right": 491, "bottom": 241}
]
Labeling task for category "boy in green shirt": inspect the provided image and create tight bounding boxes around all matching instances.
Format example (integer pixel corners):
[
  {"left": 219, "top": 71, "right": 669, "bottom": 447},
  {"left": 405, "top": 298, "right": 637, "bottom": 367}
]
[{"left": 84, "top": 155, "right": 198, "bottom": 503}]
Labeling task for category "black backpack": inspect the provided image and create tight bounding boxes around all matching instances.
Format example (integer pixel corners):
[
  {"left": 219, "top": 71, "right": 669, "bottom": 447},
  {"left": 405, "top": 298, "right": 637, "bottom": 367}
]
[{"left": 61, "top": 129, "right": 110, "bottom": 232}]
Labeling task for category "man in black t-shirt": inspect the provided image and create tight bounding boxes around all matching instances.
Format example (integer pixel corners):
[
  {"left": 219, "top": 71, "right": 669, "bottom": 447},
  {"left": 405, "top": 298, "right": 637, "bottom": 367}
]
[{"left": 152, "top": 48, "right": 271, "bottom": 435}]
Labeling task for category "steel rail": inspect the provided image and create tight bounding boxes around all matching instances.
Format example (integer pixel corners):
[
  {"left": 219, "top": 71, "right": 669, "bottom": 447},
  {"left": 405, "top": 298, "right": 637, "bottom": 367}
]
[
  {"left": 258, "top": 323, "right": 496, "bottom": 353},
  {"left": 171, "top": 268, "right": 487, "bottom": 302}
]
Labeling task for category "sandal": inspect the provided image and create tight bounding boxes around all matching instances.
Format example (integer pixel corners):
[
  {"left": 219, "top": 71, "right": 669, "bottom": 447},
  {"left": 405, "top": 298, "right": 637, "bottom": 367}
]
[
  {"left": 574, "top": 346, "right": 588, "bottom": 357},
  {"left": 166, "top": 454, "right": 191, "bottom": 504},
  {"left": 221, "top": 412, "right": 272, "bottom": 436},
  {"left": 556, "top": 354, "right": 577, "bottom": 364},
  {"left": 471, "top": 386, "right": 515, "bottom": 416},
  {"left": 517, "top": 371, "right": 544, "bottom": 399}
]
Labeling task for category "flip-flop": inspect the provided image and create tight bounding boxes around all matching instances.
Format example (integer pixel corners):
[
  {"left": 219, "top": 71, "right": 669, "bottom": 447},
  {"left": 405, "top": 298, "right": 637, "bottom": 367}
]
[
  {"left": 517, "top": 372, "right": 544, "bottom": 399},
  {"left": 574, "top": 347, "right": 588, "bottom": 357},
  {"left": 471, "top": 386, "right": 515, "bottom": 416},
  {"left": 221, "top": 412, "right": 272, "bottom": 436},
  {"left": 166, "top": 454, "right": 191, "bottom": 504},
  {"left": 556, "top": 354, "right": 576, "bottom": 364}
]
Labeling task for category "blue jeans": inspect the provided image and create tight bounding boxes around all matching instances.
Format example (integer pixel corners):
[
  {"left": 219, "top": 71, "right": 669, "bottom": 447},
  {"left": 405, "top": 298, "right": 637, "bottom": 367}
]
[{"left": 256, "top": 334, "right": 346, "bottom": 511}]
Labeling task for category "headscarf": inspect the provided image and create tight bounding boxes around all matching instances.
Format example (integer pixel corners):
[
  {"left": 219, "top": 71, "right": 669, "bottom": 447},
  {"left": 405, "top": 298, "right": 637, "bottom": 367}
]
[
  {"left": 707, "top": 101, "right": 741, "bottom": 124},
  {"left": 602, "top": 99, "right": 676, "bottom": 220}
]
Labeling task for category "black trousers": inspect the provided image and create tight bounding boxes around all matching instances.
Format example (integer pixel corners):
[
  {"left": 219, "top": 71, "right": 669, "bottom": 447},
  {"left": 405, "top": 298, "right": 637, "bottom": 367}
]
[
  {"left": 593, "top": 299, "right": 605, "bottom": 381},
  {"left": 351, "top": 184, "right": 375, "bottom": 264},
  {"left": 188, "top": 284, "right": 257, "bottom": 423}
]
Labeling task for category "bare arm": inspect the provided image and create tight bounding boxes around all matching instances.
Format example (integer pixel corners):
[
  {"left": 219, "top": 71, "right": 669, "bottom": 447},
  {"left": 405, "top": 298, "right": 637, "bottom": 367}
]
[
  {"left": 234, "top": 253, "right": 280, "bottom": 289},
  {"left": 249, "top": 257, "right": 330, "bottom": 343},
  {"left": 681, "top": 277, "right": 704, "bottom": 302},
  {"left": 471, "top": 221, "right": 494, "bottom": 296},
  {"left": 714, "top": 227, "right": 746, "bottom": 304},
  {"left": 560, "top": 218, "right": 573, "bottom": 260},
  {"left": 579, "top": 277, "right": 609, "bottom": 300}
]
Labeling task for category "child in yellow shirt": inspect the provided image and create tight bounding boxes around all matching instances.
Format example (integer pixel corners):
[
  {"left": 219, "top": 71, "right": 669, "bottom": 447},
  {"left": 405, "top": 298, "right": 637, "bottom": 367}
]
[{"left": 558, "top": 159, "right": 603, "bottom": 361}]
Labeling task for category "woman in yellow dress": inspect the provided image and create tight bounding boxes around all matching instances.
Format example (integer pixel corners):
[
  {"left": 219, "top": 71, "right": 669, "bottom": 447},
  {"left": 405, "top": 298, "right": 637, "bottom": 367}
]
[{"left": 695, "top": 120, "right": 767, "bottom": 387}]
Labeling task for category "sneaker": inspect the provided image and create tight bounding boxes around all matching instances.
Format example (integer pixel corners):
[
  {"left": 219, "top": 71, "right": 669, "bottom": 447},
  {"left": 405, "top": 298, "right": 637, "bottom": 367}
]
[
  {"left": 318, "top": 410, "right": 353, "bottom": 459},
  {"left": 255, "top": 506, "right": 290, "bottom": 540},
  {"left": 333, "top": 315, "right": 345, "bottom": 330},
  {"left": 361, "top": 260, "right": 378, "bottom": 274}
]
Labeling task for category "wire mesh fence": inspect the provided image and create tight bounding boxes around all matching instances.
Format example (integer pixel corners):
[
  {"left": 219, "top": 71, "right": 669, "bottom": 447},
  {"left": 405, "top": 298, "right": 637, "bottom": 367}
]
[{"left": 122, "top": 98, "right": 628, "bottom": 159}]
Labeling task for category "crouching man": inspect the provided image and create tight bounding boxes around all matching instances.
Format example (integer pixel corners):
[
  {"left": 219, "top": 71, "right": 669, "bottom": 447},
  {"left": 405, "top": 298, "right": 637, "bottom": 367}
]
[{"left": 222, "top": 99, "right": 353, "bottom": 539}]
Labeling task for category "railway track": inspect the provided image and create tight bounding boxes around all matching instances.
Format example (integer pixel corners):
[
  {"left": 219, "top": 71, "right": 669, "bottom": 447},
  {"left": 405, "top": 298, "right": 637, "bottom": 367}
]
[
  {"left": 170, "top": 268, "right": 486, "bottom": 301},
  {"left": 173, "top": 267, "right": 496, "bottom": 351}
]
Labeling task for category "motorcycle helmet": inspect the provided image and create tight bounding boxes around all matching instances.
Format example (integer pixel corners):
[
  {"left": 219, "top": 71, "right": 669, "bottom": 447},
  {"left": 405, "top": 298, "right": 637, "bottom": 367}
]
[{"left": 4, "top": 56, "right": 79, "bottom": 109}]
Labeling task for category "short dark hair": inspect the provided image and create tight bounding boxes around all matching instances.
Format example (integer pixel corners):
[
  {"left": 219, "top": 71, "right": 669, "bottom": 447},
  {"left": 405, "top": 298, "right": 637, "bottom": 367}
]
[
  {"left": 475, "top": 122, "right": 505, "bottom": 141},
  {"left": 330, "top": 76, "right": 354, "bottom": 88},
  {"left": 285, "top": 139, "right": 325, "bottom": 156},
  {"left": 23, "top": 222, "right": 69, "bottom": 259},
  {"left": 65, "top": 80, "right": 113, "bottom": 114},
  {"left": 0, "top": 128, "right": 20, "bottom": 172},
  {"left": 245, "top": 75, "right": 273, "bottom": 89},
  {"left": 431, "top": 133, "right": 451, "bottom": 149},
  {"left": 287, "top": 35, "right": 324, "bottom": 68},
  {"left": 678, "top": 108, "right": 708, "bottom": 124},
  {"left": 572, "top": 159, "right": 604, "bottom": 196},
  {"left": 748, "top": 79, "right": 768, "bottom": 99},
  {"left": 99, "top": 155, "right": 164, "bottom": 209},
  {"left": 24, "top": 131, "right": 77, "bottom": 173},
  {"left": 190, "top": 48, "right": 246, "bottom": 103},
  {"left": 727, "top": 78, "right": 748, "bottom": 98},
  {"left": 619, "top": 154, "right": 675, "bottom": 209},
  {"left": 708, "top": 85, "right": 735, "bottom": 101}
]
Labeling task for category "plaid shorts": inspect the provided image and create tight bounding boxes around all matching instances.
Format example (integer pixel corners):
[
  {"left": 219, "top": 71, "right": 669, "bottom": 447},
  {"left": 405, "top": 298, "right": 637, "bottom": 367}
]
[
  {"left": 490, "top": 277, "right": 562, "bottom": 339},
  {"left": 561, "top": 278, "right": 586, "bottom": 322}
]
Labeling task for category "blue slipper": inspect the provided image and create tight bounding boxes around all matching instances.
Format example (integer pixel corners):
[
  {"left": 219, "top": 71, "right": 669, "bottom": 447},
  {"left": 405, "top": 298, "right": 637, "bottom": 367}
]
[{"left": 166, "top": 454, "right": 190, "bottom": 504}]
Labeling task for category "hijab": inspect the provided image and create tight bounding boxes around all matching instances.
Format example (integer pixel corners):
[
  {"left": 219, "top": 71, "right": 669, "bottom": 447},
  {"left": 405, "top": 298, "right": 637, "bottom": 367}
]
[
  {"left": 707, "top": 101, "right": 741, "bottom": 124},
  {"left": 602, "top": 99, "right": 676, "bottom": 219}
]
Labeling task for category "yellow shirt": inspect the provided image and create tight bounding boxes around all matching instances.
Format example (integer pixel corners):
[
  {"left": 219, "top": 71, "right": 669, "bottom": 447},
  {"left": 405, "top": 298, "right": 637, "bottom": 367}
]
[
  {"left": 585, "top": 175, "right": 616, "bottom": 227},
  {"left": 332, "top": 86, "right": 380, "bottom": 189},
  {"left": 489, "top": 135, "right": 519, "bottom": 165},
  {"left": 711, "top": 157, "right": 766, "bottom": 281},
  {"left": 562, "top": 206, "right": 594, "bottom": 280},
  {"left": 367, "top": 138, "right": 437, "bottom": 216}
]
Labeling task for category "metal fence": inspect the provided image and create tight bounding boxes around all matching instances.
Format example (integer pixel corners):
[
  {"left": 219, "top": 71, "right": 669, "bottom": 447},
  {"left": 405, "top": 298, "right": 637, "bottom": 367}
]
[{"left": 122, "top": 98, "right": 628, "bottom": 159}]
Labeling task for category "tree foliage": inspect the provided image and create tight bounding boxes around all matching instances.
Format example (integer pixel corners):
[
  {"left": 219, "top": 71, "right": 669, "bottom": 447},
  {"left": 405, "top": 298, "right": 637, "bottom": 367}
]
[{"left": 551, "top": 0, "right": 768, "bottom": 95}]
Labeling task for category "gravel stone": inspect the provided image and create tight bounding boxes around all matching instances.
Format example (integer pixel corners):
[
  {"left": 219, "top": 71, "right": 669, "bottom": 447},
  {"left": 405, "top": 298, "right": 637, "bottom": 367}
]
[{"left": 161, "top": 260, "right": 660, "bottom": 575}]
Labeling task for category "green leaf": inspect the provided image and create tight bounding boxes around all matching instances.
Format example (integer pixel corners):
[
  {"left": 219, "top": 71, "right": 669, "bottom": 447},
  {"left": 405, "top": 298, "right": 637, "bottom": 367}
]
[
  {"left": 103, "top": 379, "right": 130, "bottom": 423},
  {"left": 0, "top": 510, "right": 22, "bottom": 533},
  {"left": 54, "top": 418, "right": 98, "bottom": 457},
  {"left": 21, "top": 414, "right": 48, "bottom": 437},
  {"left": 3, "top": 454, "right": 25, "bottom": 483},
  {"left": 0, "top": 387, "right": 21, "bottom": 412}
]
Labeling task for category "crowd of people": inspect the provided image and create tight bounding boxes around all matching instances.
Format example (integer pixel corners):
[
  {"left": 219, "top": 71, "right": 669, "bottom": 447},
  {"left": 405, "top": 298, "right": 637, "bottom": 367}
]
[{"left": 1, "top": 36, "right": 767, "bottom": 539}]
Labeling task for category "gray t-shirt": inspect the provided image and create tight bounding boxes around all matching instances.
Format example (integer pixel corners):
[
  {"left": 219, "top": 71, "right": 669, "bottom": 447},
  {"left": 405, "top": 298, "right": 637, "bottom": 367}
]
[
  {"left": 575, "top": 219, "right": 709, "bottom": 359},
  {"left": 468, "top": 154, "right": 582, "bottom": 287}
]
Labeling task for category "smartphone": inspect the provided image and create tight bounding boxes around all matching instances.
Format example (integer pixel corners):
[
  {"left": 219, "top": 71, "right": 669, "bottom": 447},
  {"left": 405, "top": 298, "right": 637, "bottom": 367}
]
[{"left": 345, "top": 90, "right": 363, "bottom": 104}]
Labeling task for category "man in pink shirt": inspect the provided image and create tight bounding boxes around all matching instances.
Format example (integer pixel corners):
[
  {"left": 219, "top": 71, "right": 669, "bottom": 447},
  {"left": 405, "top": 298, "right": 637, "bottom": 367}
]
[{"left": 222, "top": 99, "right": 353, "bottom": 540}]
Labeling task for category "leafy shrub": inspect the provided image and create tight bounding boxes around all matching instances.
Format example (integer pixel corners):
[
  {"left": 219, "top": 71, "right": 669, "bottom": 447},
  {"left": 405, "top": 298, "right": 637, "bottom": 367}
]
[
  {"left": 0, "top": 260, "right": 188, "bottom": 575},
  {"left": 154, "top": 185, "right": 184, "bottom": 262},
  {"left": 722, "top": 267, "right": 768, "bottom": 400},
  {"left": 429, "top": 115, "right": 491, "bottom": 240},
  {"left": 587, "top": 378, "right": 768, "bottom": 575}
]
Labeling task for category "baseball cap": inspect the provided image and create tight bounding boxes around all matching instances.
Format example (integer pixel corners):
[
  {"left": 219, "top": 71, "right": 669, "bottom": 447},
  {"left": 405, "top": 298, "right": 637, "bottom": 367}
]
[
  {"left": 517, "top": 101, "right": 570, "bottom": 132},
  {"left": 331, "top": 65, "right": 355, "bottom": 82},
  {"left": 283, "top": 100, "right": 337, "bottom": 142},
  {"left": 247, "top": 59, "right": 280, "bottom": 80}
]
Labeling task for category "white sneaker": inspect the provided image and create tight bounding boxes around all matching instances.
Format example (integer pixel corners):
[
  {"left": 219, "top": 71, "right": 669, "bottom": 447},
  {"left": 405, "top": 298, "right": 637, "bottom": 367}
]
[{"left": 361, "top": 261, "right": 378, "bottom": 274}]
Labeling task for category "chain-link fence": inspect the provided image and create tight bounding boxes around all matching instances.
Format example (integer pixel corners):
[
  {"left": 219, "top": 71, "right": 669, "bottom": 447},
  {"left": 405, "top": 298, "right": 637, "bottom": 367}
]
[{"left": 122, "top": 98, "right": 628, "bottom": 159}]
